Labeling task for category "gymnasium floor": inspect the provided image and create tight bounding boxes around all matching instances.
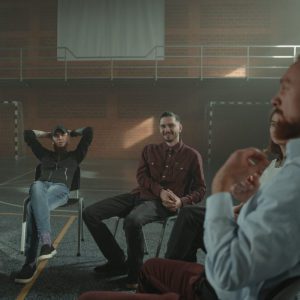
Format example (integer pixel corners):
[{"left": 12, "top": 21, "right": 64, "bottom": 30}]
[{"left": 0, "top": 157, "right": 194, "bottom": 300}]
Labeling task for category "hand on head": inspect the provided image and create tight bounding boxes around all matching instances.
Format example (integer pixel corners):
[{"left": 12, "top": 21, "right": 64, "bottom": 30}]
[{"left": 212, "top": 148, "right": 269, "bottom": 194}]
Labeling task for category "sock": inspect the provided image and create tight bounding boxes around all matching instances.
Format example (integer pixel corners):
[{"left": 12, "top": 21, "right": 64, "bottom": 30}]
[{"left": 40, "top": 232, "right": 51, "bottom": 246}]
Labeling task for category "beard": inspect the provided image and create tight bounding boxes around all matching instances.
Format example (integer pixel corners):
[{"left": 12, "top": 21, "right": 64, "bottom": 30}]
[
  {"left": 275, "top": 120, "right": 300, "bottom": 140},
  {"left": 163, "top": 132, "right": 175, "bottom": 142}
]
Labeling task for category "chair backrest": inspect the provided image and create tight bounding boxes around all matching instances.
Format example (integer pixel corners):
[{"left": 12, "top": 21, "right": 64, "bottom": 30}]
[
  {"left": 34, "top": 164, "right": 80, "bottom": 192},
  {"left": 70, "top": 166, "right": 80, "bottom": 191},
  {"left": 34, "top": 164, "right": 42, "bottom": 180},
  {"left": 263, "top": 276, "right": 300, "bottom": 300}
]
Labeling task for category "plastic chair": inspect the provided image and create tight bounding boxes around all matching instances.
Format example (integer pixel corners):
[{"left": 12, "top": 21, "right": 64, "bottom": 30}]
[
  {"left": 20, "top": 165, "right": 84, "bottom": 256},
  {"left": 113, "top": 215, "right": 177, "bottom": 257}
]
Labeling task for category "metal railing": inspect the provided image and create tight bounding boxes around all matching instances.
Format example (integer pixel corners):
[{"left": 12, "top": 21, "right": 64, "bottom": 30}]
[{"left": 0, "top": 45, "right": 299, "bottom": 81}]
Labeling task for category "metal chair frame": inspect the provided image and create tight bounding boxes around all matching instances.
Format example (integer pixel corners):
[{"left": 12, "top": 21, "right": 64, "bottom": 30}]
[{"left": 113, "top": 215, "right": 177, "bottom": 258}]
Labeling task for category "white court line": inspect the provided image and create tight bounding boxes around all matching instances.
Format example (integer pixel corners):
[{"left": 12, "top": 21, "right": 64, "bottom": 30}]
[
  {"left": 0, "top": 186, "right": 125, "bottom": 192},
  {"left": 0, "top": 212, "right": 75, "bottom": 218},
  {"left": 0, "top": 200, "right": 23, "bottom": 208},
  {"left": 0, "top": 169, "right": 34, "bottom": 186},
  {"left": 0, "top": 186, "right": 128, "bottom": 192},
  {"left": 0, "top": 200, "right": 78, "bottom": 213}
]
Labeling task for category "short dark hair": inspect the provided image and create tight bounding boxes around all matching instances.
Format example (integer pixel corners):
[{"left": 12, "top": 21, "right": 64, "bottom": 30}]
[{"left": 159, "top": 111, "right": 181, "bottom": 122}]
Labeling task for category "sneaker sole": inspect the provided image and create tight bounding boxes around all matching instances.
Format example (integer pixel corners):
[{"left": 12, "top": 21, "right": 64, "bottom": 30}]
[
  {"left": 38, "top": 249, "right": 57, "bottom": 261},
  {"left": 126, "top": 283, "right": 138, "bottom": 289},
  {"left": 14, "top": 270, "right": 37, "bottom": 284}
]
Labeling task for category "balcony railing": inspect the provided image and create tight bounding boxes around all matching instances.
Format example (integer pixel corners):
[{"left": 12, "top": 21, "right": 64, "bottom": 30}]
[{"left": 0, "top": 45, "right": 299, "bottom": 81}]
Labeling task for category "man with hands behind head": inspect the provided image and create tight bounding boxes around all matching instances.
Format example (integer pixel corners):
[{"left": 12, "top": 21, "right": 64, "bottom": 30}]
[
  {"left": 14, "top": 125, "right": 93, "bottom": 284},
  {"left": 83, "top": 111, "right": 206, "bottom": 289}
]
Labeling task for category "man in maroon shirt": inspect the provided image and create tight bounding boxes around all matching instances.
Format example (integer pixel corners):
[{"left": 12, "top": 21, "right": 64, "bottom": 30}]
[{"left": 83, "top": 111, "right": 206, "bottom": 288}]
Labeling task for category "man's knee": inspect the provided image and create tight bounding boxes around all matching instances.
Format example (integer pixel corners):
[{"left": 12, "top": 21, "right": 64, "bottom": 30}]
[
  {"left": 30, "top": 181, "right": 44, "bottom": 194},
  {"left": 123, "top": 213, "right": 144, "bottom": 229},
  {"left": 82, "top": 203, "right": 107, "bottom": 225},
  {"left": 177, "top": 206, "right": 196, "bottom": 221}
]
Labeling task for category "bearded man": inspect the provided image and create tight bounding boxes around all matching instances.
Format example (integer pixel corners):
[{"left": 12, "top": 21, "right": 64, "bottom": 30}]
[{"left": 83, "top": 111, "right": 206, "bottom": 289}]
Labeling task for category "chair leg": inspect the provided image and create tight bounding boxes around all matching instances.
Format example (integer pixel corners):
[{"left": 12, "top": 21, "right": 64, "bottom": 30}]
[
  {"left": 81, "top": 199, "right": 84, "bottom": 242},
  {"left": 155, "top": 220, "right": 168, "bottom": 258},
  {"left": 20, "top": 197, "right": 30, "bottom": 254},
  {"left": 142, "top": 228, "right": 149, "bottom": 255},
  {"left": 20, "top": 222, "right": 26, "bottom": 254},
  {"left": 77, "top": 197, "right": 84, "bottom": 256}
]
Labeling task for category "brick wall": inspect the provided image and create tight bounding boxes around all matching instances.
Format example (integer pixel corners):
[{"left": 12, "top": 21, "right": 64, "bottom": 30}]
[
  {"left": 1, "top": 0, "right": 299, "bottom": 50},
  {"left": 0, "top": 79, "right": 278, "bottom": 160},
  {"left": 0, "top": 0, "right": 297, "bottom": 160}
]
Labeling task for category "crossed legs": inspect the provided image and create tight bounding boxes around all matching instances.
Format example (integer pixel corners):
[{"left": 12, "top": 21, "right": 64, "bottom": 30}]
[{"left": 25, "top": 181, "right": 69, "bottom": 263}]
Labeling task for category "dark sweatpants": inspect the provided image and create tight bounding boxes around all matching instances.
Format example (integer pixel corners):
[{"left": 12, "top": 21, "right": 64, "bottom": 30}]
[
  {"left": 82, "top": 193, "right": 174, "bottom": 282},
  {"left": 165, "top": 205, "right": 206, "bottom": 262}
]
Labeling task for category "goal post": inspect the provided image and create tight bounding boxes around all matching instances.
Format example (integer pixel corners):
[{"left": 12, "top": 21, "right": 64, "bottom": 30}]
[{"left": 0, "top": 101, "right": 24, "bottom": 160}]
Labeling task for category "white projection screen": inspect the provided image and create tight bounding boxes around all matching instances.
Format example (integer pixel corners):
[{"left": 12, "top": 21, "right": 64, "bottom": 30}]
[{"left": 57, "top": 0, "right": 165, "bottom": 60}]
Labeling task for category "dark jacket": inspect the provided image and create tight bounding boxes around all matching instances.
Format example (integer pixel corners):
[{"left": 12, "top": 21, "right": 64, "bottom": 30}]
[{"left": 24, "top": 127, "right": 93, "bottom": 189}]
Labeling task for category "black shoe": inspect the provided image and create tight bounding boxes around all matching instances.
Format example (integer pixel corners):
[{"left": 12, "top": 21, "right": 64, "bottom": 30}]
[
  {"left": 14, "top": 263, "right": 37, "bottom": 284},
  {"left": 38, "top": 244, "right": 57, "bottom": 261},
  {"left": 94, "top": 260, "right": 128, "bottom": 276}
]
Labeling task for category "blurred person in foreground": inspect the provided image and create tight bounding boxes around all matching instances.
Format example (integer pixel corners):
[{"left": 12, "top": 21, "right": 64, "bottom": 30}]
[{"left": 79, "top": 57, "right": 300, "bottom": 300}]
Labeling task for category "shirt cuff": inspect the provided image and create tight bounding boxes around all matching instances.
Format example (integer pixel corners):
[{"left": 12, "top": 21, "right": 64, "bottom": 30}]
[
  {"left": 205, "top": 192, "right": 234, "bottom": 221},
  {"left": 153, "top": 184, "right": 163, "bottom": 198}
]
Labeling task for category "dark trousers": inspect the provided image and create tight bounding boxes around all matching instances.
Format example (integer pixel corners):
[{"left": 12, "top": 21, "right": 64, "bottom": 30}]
[
  {"left": 83, "top": 193, "right": 174, "bottom": 281},
  {"left": 138, "top": 258, "right": 218, "bottom": 300},
  {"left": 165, "top": 206, "right": 206, "bottom": 262}
]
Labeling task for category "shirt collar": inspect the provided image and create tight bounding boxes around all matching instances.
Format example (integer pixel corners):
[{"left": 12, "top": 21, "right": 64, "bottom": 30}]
[
  {"left": 162, "top": 140, "right": 183, "bottom": 153},
  {"left": 286, "top": 137, "right": 300, "bottom": 160}
]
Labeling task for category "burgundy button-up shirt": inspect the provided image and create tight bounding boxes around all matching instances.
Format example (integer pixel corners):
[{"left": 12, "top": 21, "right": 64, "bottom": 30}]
[{"left": 131, "top": 140, "right": 206, "bottom": 205}]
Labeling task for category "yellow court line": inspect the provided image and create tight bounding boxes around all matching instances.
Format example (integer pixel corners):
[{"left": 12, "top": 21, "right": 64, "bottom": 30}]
[{"left": 16, "top": 215, "right": 76, "bottom": 300}]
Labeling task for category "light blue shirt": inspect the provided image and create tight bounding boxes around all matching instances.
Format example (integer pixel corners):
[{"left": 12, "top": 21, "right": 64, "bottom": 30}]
[{"left": 204, "top": 137, "right": 300, "bottom": 300}]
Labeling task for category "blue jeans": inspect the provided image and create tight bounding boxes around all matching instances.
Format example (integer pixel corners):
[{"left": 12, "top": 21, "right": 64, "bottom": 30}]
[{"left": 25, "top": 180, "right": 69, "bottom": 263}]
